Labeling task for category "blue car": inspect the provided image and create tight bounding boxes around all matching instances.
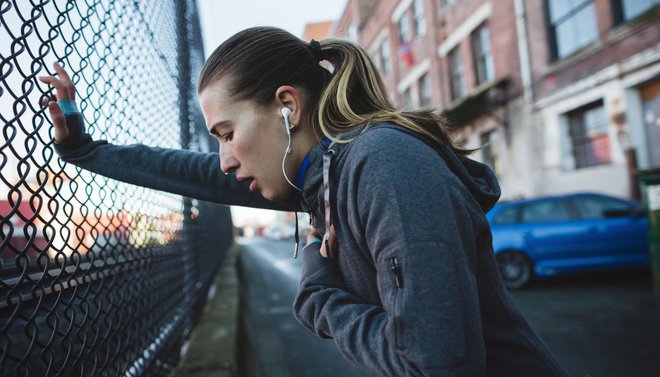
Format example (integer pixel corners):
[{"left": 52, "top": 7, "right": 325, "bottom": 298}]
[{"left": 486, "top": 193, "right": 649, "bottom": 289}]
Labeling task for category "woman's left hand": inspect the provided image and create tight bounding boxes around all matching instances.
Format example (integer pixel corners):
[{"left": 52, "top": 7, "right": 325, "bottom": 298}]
[{"left": 307, "top": 225, "right": 335, "bottom": 258}]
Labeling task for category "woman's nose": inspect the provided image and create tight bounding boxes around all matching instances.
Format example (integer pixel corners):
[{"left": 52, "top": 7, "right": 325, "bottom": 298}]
[{"left": 220, "top": 147, "right": 239, "bottom": 174}]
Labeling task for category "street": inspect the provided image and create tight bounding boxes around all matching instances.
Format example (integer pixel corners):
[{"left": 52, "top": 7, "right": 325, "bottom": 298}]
[
  {"left": 511, "top": 269, "right": 660, "bottom": 377},
  {"left": 237, "top": 238, "right": 660, "bottom": 377},
  {"left": 236, "top": 239, "right": 364, "bottom": 377}
]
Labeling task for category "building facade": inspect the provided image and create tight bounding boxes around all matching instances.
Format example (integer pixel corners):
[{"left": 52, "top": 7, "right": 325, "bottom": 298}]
[{"left": 325, "top": 0, "right": 659, "bottom": 201}]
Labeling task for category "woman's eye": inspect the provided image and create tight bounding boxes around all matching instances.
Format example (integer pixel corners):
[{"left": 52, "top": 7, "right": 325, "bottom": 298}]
[{"left": 221, "top": 132, "right": 233, "bottom": 142}]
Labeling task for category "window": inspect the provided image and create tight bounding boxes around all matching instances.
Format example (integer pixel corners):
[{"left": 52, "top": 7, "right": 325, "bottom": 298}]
[
  {"left": 403, "top": 88, "right": 414, "bottom": 108},
  {"left": 399, "top": 13, "right": 412, "bottom": 43},
  {"left": 371, "top": 51, "right": 382, "bottom": 72},
  {"left": 471, "top": 24, "right": 495, "bottom": 85},
  {"left": 493, "top": 206, "right": 520, "bottom": 225},
  {"left": 521, "top": 200, "right": 573, "bottom": 223},
  {"left": 571, "top": 195, "right": 635, "bottom": 219},
  {"left": 418, "top": 73, "right": 431, "bottom": 107},
  {"left": 566, "top": 101, "right": 611, "bottom": 168},
  {"left": 371, "top": 39, "right": 391, "bottom": 76},
  {"left": 547, "top": 0, "right": 599, "bottom": 59},
  {"left": 448, "top": 48, "right": 465, "bottom": 100},
  {"left": 348, "top": 24, "right": 358, "bottom": 42},
  {"left": 612, "top": 0, "right": 660, "bottom": 23},
  {"left": 480, "top": 130, "right": 501, "bottom": 175},
  {"left": 413, "top": 0, "right": 427, "bottom": 37},
  {"left": 381, "top": 39, "right": 391, "bottom": 75}
]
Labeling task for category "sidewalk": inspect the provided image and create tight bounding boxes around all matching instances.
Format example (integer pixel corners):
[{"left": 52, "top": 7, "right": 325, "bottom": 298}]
[{"left": 173, "top": 246, "right": 239, "bottom": 377}]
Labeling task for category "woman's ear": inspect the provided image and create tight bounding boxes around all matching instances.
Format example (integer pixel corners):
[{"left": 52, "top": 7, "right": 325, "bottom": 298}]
[{"left": 275, "top": 85, "right": 302, "bottom": 126}]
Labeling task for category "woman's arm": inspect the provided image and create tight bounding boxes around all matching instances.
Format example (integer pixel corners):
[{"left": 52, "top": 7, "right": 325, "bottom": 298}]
[
  {"left": 39, "top": 63, "right": 301, "bottom": 211},
  {"left": 55, "top": 114, "right": 300, "bottom": 210}
]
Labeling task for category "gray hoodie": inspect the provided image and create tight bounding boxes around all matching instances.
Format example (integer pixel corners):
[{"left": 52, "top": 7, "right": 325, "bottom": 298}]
[
  {"left": 56, "top": 114, "right": 569, "bottom": 376},
  {"left": 293, "top": 124, "right": 570, "bottom": 376}
]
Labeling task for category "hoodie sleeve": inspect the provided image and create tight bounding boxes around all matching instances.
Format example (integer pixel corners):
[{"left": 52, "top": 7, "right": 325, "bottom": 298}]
[
  {"left": 293, "top": 129, "right": 487, "bottom": 376},
  {"left": 53, "top": 113, "right": 301, "bottom": 211}
]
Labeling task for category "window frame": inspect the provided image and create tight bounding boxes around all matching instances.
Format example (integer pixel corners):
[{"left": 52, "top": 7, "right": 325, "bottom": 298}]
[
  {"left": 381, "top": 38, "right": 391, "bottom": 75},
  {"left": 565, "top": 100, "right": 611, "bottom": 169},
  {"left": 412, "top": 0, "right": 427, "bottom": 37},
  {"left": 448, "top": 47, "right": 465, "bottom": 100},
  {"left": 398, "top": 12, "right": 412, "bottom": 44},
  {"left": 471, "top": 23, "right": 495, "bottom": 85},
  {"left": 402, "top": 87, "right": 414, "bottom": 108},
  {"left": 545, "top": 0, "right": 599, "bottom": 60},
  {"left": 611, "top": 0, "right": 660, "bottom": 25},
  {"left": 480, "top": 129, "right": 500, "bottom": 175},
  {"left": 418, "top": 73, "right": 432, "bottom": 107}
]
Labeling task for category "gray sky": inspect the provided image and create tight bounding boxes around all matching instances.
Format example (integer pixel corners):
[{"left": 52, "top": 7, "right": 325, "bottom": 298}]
[{"left": 197, "top": 0, "right": 348, "bottom": 58}]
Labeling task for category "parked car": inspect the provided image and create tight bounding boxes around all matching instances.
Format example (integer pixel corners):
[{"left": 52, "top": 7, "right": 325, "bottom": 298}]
[{"left": 486, "top": 193, "right": 649, "bottom": 289}]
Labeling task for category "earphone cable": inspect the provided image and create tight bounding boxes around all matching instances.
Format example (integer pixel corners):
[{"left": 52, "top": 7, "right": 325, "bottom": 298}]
[{"left": 282, "top": 117, "right": 302, "bottom": 193}]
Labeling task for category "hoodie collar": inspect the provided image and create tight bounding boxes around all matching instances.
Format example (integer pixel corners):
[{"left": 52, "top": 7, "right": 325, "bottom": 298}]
[{"left": 299, "top": 123, "right": 501, "bottom": 215}]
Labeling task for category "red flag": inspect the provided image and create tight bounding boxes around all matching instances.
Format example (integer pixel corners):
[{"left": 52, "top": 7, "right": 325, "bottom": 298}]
[{"left": 398, "top": 41, "right": 414, "bottom": 67}]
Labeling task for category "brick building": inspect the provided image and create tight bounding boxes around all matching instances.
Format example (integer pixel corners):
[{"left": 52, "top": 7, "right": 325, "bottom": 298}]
[{"left": 321, "top": 0, "right": 659, "bottom": 201}]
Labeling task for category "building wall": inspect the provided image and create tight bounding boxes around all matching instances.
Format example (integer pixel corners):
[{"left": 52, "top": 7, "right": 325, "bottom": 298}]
[
  {"left": 527, "top": 1, "right": 659, "bottom": 101},
  {"left": 436, "top": 0, "right": 524, "bottom": 104},
  {"left": 328, "top": 0, "right": 660, "bottom": 201},
  {"left": 524, "top": 0, "right": 660, "bottom": 199}
]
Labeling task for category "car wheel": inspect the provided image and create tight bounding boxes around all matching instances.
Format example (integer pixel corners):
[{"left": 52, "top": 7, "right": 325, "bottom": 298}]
[{"left": 496, "top": 252, "right": 532, "bottom": 289}]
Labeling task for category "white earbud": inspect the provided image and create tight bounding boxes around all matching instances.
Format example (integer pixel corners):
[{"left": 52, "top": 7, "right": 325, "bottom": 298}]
[
  {"left": 281, "top": 107, "right": 293, "bottom": 136},
  {"left": 280, "top": 106, "right": 301, "bottom": 193}
]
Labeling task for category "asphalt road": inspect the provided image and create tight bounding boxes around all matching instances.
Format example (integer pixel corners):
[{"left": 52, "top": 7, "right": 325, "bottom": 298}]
[
  {"left": 236, "top": 238, "right": 364, "bottom": 377},
  {"left": 510, "top": 269, "right": 660, "bottom": 377},
  {"left": 237, "top": 238, "right": 660, "bottom": 377}
]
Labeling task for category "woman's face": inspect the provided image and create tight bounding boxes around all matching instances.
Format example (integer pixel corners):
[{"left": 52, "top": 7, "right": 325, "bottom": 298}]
[{"left": 199, "top": 78, "right": 309, "bottom": 201}]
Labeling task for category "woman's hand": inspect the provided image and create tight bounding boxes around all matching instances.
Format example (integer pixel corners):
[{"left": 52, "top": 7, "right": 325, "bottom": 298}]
[
  {"left": 307, "top": 225, "right": 336, "bottom": 258},
  {"left": 38, "top": 62, "right": 75, "bottom": 143}
]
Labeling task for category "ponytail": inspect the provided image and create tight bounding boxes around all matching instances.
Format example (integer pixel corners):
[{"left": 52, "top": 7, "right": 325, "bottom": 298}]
[{"left": 314, "top": 38, "right": 469, "bottom": 155}]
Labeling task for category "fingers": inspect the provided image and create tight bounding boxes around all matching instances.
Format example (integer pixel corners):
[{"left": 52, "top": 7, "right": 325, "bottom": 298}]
[
  {"left": 38, "top": 62, "right": 75, "bottom": 100},
  {"left": 306, "top": 226, "right": 335, "bottom": 258},
  {"left": 52, "top": 62, "right": 72, "bottom": 88},
  {"left": 307, "top": 229, "right": 321, "bottom": 243},
  {"left": 47, "top": 101, "right": 69, "bottom": 143}
]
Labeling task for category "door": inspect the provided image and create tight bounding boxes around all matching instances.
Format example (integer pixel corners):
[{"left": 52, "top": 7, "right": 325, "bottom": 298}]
[
  {"left": 568, "top": 194, "right": 648, "bottom": 266},
  {"left": 641, "top": 80, "right": 660, "bottom": 168}
]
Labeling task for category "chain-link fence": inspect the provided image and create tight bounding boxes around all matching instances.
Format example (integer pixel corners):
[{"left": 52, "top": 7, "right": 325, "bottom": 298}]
[{"left": 1, "top": 1, "right": 234, "bottom": 375}]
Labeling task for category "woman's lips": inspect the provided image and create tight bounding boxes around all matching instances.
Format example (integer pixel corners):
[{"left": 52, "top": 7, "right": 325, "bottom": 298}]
[{"left": 249, "top": 179, "right": 257, "bottom": 192}]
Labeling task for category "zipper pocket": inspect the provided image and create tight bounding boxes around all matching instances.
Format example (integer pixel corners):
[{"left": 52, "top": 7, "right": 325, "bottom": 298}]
[
  {"left": 389, "top": 257, "right": 403, "bottom": 288},
  {"left": 389, "top": 256, "right": 404, "bottom": 349}
]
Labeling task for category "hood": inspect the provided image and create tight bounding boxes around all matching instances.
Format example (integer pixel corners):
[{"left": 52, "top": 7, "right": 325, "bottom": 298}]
[
  {"left": 436, "top": 143, "right": 501, "bottom": 212},
  {"left": 301, "top": 124, "right": 501, "bottom": 217}
]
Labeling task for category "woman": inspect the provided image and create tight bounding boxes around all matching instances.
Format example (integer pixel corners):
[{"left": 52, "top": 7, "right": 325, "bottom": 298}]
[{"left": 40, "top": 27, "right": 569, "bottom": 376}]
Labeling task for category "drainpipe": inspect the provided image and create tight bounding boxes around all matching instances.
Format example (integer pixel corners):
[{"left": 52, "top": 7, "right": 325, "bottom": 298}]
[{"left": 514, "top": 0, "right": 533, "bottom": 104}]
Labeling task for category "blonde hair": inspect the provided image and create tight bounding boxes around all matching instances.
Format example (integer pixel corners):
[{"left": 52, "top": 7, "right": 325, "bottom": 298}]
[{"left": 312, "top": 38, "right": 466, "bottom": 154}]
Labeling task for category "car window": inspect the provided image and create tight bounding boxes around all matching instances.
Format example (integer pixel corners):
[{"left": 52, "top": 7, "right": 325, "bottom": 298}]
[
  {"left": 572, "top": 196, "right": 633, "bottom": 219},
  {"left": 521, "top": 199, "right": 572, "bottom": 223},
  {"left": 493, "top": 206, "right": 518, "bottom": 225}
]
